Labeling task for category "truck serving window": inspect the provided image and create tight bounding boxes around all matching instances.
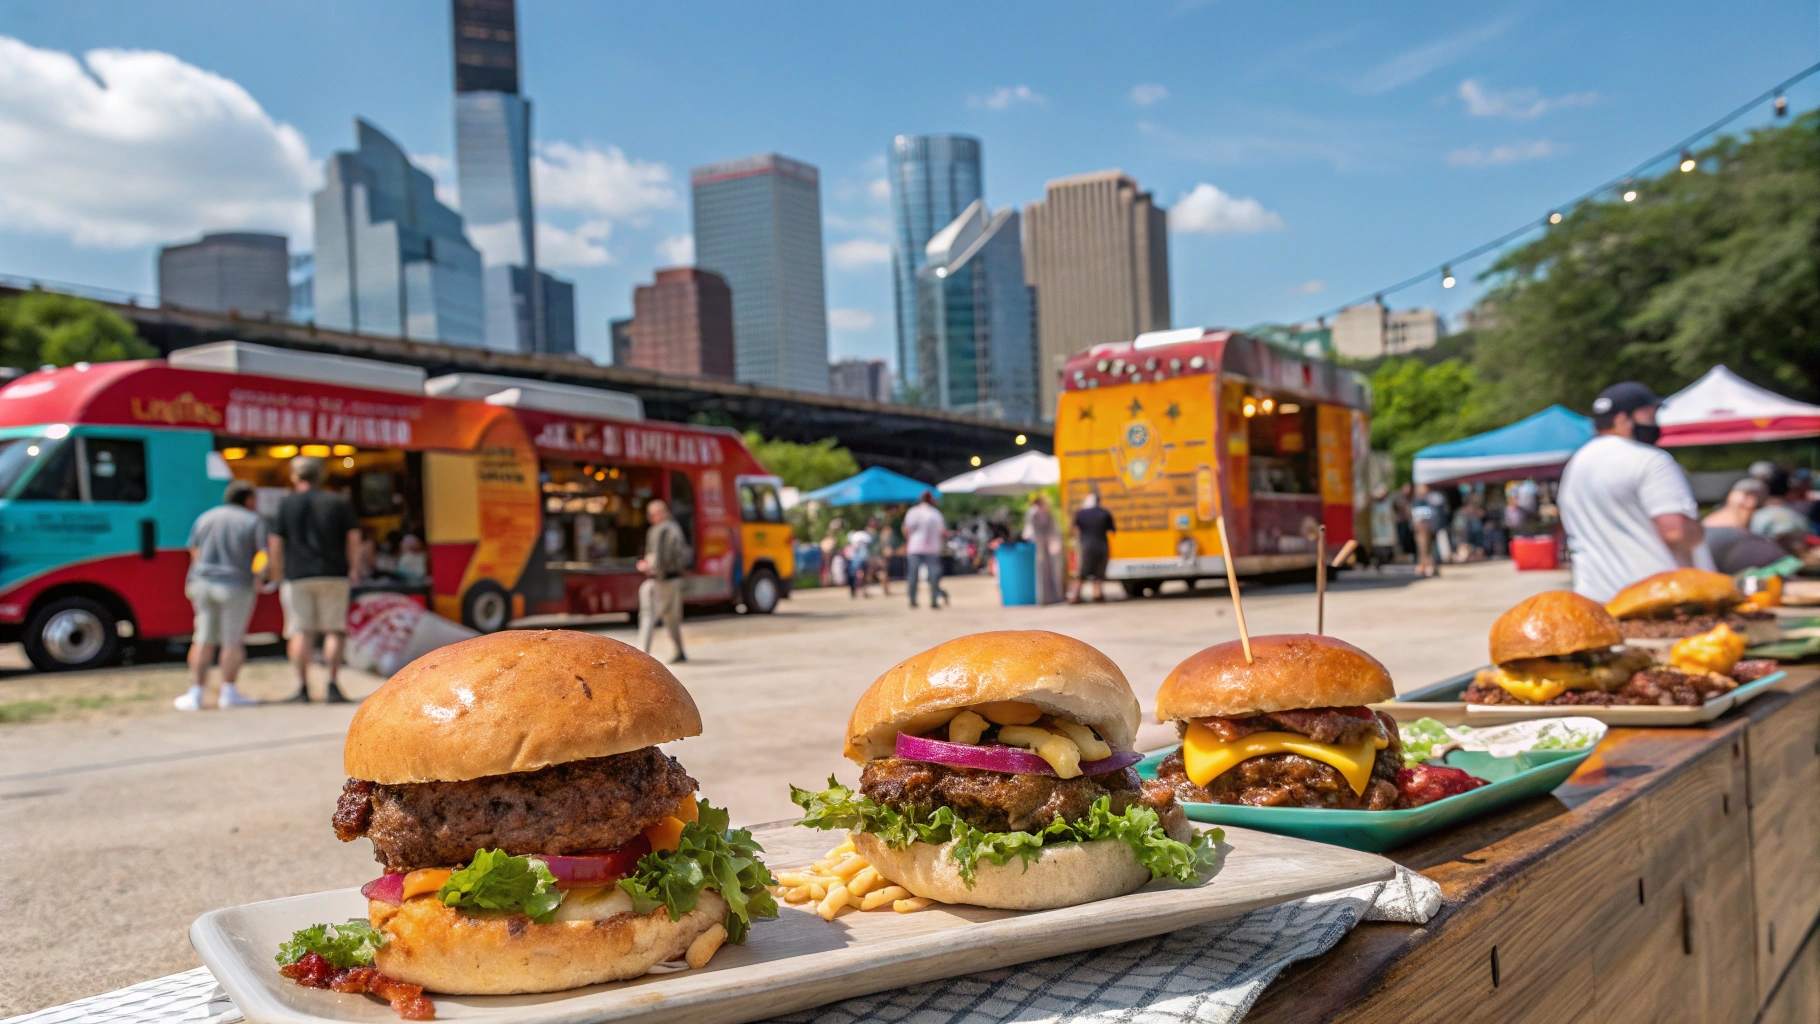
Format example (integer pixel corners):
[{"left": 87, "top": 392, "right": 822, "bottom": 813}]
[
  {"left": 12, "top": 437, "right": 79, "bottom": 502},
  {"left": 84, "top": 438, "right": 148, "bottom": 503}
]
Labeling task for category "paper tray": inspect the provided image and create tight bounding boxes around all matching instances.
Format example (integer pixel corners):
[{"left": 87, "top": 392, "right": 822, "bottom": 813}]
[
  {"left": 1382, "top": 669, "right": 1787, "bottom": 727},
  {"left": 190, "top": 820, "right": 1394, "bottom": 1024}
]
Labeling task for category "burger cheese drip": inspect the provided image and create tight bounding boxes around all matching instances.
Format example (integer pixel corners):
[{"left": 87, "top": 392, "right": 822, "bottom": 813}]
[
  {"left": 1181, "top": 721, "right": 1389, "bottom": 797},
  {"left": 1482, "top": 647, "right": 1653, "bottom": 704},
  {"left": 1669, "top": 623, "right": 1746, "bottom": 677}
]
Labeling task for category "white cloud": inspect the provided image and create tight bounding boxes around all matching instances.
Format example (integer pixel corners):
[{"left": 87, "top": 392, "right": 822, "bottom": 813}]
[
  {"left": 1130, "top": 83, "right": 1170, "bottom": 107},
  {"left": 1446, "top": 139, "right": 1561, "bottom": 167},
  {"left": 968, "top": 85, "right": 1046, "bottom": 111},
  {"left": 829, "top": 238, "right": 892, "bottom": 269},
  {"left": 656, "top": 233, "right": 694, "bottom": 266},
  {"left": 1287, "top": 279, "right": 1326, "bottom": 295},
  {"left": 1168, "top": 183, "right": 1285, "bottom": 236},
  {"left": 828, "top": 308, "right": 876, "bottom": 332},
  {"left": 1355, "top": 18, "right": 1515, "bottom": 95},
  {"left": 1458, "top": 79, "right": 1597, "bottom": 119},
  {"left": 535, "top": 220, "right": 612, "bottom": 267},
  {"left": 533, "top": 141, "right": 677, "bottom": 221},
  {"left": 0, "top": 35, "right": 316, "bottom": 248},
  {"left": 868, "top": 177, "right": 891, "bottom": 202}
]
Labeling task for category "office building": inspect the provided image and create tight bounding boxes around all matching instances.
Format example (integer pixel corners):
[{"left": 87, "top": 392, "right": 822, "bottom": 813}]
[
  {"left": 312, "top": 118, "right": 485, "bottom": 345},
  {"left": 691, "top": 153, "right": 829, "bottom": 393},
  {"left": 1387, "top": 308, "right": 1442, "bottom": 354},
  {"left": 915, "top": 200, "right": 1037, "bottom": 422},
  {"left": 452, "top": 0, "right": 575, "bottom": 355},
  {"left": 1331, "top": 301, "right": 1441, "bottom": 358},
  {"left": 1023, "top": 170, "right": 1171, "bottom": 418},
  {"left": 623, "top": 268, "right": 735, "bottom": 380},
  {"left": 888, "top": 135, "right": 982, "bottom": 399},
  {"left": 157, "top": 232, "right": 290, "bottom": 318},
  {"left": 288, "top": 253, "right": 314, "bottom": 324},
  {"left": 610, "top": 318, "right": 633, "bottom": 366},
  {"left": 829, "top": 358, "right": 891, "bottom": 402}
]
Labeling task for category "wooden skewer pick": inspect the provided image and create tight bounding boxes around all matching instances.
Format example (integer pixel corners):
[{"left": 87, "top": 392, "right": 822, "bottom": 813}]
[
  {"left": 1316, "top": 525, "right": 1327, "bottom": 635},
  {"left": 1214, "top": 514, "right": 1253, "bottom": 663},
  {"left": 1331, "top": 538, "right": 1358, "bottom": 569}
]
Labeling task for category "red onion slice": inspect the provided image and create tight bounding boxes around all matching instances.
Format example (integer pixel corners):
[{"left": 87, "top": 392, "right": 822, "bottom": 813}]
[
  {"left": 361, "top": 872, "right": 405, "bottom": 904},
  {"left": 895, "top": 732, "right": 1142, "bottom": 776}
]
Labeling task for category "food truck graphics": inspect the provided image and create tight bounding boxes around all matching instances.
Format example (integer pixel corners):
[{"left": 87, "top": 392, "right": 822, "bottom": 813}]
[
  {"left": 0, "top": 355, "right": 791, "bottom": 671},
  {"left": 1055, "top": 328, "right": 1370, "bottom": 596}
]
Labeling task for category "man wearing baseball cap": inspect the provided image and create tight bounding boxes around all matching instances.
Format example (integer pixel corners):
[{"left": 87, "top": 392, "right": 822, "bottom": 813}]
[{"left": 1557, "top": 381, "right": 1711, "bottom": 601}]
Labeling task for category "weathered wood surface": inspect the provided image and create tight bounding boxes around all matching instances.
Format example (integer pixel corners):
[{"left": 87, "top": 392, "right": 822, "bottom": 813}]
[
  {"left": 1248, "top": 665, "right": 1820, "bottom": 1024},
  {"left": 1759, "top": 921, "right": 1820, "bottom": 1024}
]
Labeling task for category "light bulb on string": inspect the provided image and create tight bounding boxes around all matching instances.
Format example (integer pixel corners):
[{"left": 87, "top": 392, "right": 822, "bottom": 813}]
[
  {"left": 1548, "top": 211, "right": 1563, "bottom": 225},
  {"left": 1441, "top": 265, "right": 1456, "bottom": 289},
  {"left": 1679, "top": 150, "right": 1696, "bottom": 173},
  {"left": 1624, "top": 190, "right": 1638, "bottom": 202},
  {"left": 1776, "top": 94, "right": 1789, "bottom": 118}
]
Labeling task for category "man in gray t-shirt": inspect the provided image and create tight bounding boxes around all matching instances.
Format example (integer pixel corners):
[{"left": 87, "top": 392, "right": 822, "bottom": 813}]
[{"left": 177, "top": 480, "right": 270, "bottom": 711}]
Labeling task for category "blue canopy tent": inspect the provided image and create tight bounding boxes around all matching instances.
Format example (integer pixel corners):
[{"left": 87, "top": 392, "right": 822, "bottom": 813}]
[
  {"left": 801, "top": 466, "right": 940, "bottom": 506},
  {"left": 1412, "top": 405, "right": 1594, "bottom": 486}
]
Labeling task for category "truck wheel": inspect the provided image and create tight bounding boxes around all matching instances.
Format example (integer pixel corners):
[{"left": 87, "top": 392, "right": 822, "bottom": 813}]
[
  {"left": 742, "top": 567, "right": 781, "bottom": 614},
  {"left": 462, "top": 581, "right": 512, "bottom": 633},
  {"left": 1120, "top": 580, "right": 1158, "bottom": 599},
  {"left": 23, "top": 596, "right": 121, "bottom": 672}
]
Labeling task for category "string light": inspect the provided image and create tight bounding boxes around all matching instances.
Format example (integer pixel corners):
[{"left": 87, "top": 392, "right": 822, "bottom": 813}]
[
  {"left": 1014, "top": 434, "right": 1027, "bottom": 445},
  {"left": 1776, "top": 94, "right": 1789, "bottom": 117},
  {"left": 970, "top": 455, "right": 982, "bottom": 466},
  {"left": 1623, "top": 190, "right": 1638, "bottom": 202},
  {"left": 1679, "top": 149, "right": 1697, "bottom": 172},
  {"left": 1548, "top": 211, "right": 1563, "bottom": 225},
  {"left": 1441, "top": 266, "right": 1456, "bottom": 289}
]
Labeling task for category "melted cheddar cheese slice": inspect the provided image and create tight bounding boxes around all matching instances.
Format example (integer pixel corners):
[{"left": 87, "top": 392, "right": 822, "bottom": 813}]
[
  {"left": 1182, "top": 722, "right": 1390, "bottom": 796},
  {"left": 1488, "top": 657, "right": 1608, "bottom": 704}
]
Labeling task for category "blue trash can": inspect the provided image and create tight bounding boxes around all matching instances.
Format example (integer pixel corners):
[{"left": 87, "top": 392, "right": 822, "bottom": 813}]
[{"left": 996, "top": 542, "right": 1037, "bottom": 606}]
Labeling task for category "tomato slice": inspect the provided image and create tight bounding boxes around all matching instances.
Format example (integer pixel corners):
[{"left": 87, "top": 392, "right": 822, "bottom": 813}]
[{"left": 537, "top": 835, "right": 651, "bottom": 889}]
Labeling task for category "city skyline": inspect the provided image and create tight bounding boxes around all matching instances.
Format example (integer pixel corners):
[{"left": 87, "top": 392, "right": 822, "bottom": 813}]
[{"left": 0, "top": 1, "right": 1815, "bottom": 370}]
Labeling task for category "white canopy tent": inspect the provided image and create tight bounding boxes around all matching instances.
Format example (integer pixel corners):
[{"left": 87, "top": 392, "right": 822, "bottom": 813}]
[
  {"left": 937, "top": 451, "right": 1059, "bottom": 495},
  {"left": 1659, "top": 365, "right": 1820, "bottom": 446}
]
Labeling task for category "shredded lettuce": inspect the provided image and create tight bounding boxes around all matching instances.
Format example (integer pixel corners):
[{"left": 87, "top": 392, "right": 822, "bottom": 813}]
[
  {"left": 1399, "top": 717, "right": 1454, "bottom": 766},
  {"left": 791, "top": 777, "right": 1220, "bottom": 886},
  {"left": 436, "top": 848, "right": 564, "bottom": 923},
  {"left": 618, "top": 800, "right": 778, "bottom": 944},
  {"left": 275, "top": 919, "right": 385, "bottom": 968}
]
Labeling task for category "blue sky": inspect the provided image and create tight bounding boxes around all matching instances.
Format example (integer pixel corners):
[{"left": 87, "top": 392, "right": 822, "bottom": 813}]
[{"left": 1, "top": 0, "right": 1816, "bottom": 367}]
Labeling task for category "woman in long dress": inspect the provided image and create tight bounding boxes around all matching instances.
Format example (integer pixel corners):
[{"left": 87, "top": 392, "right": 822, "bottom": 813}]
[{"left": 1023, "top": 494, "right": 1064, "bottom": 605}]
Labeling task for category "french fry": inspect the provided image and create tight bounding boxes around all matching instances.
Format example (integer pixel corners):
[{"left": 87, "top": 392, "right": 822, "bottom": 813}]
[
  {"left": 808, "top": 882, "right": 827, "bottom": 900},
  {"left": 784, "top": 885, "right": 812, "bottom": 904},
  {"left": 861, "top": 885, "right": 911, "bottom": 910},
  {"left": 777, "top": 871, "right": 835, "bottom": 888},
  {"left": 830, "top": 855, "right": 867, "bottom": 880},
  {"left": 684, "top": 922, "right": 727, "bottom": 969},
  {"left": 817, "top": 884, "right": 851, "bottom": 921},
  {"left": 847, "top": 866, "right": 882, "bottom": 897},
  {"left": 894, "top": 897, "right": 935, "bottom": 913}
]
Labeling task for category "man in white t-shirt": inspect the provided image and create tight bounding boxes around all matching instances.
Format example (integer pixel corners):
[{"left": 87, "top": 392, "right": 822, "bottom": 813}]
[
  {"left": 902, "top": 490, "right": 948, "bottom": 609},
  {"left": 1557, "top": 382, "right": 1710, "bottom": 602}
]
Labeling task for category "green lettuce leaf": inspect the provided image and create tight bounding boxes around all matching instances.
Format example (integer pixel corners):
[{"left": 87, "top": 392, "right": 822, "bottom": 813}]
[
  {"left": 618, "top": 800, "right": 778, "bottom": 944},
  {"left": 436, "top": 848, "right": 565, "bottom": 923},
  {"left": 790, "top": 777, "right": 1222, "bottom": 886},
  {"left": 275, "top": 919, "right": 386, "bottom": 969}
]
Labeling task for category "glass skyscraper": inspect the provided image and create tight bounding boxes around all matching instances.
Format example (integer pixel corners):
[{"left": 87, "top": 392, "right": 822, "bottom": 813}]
[
  {"left": 691, "top": 154, "right": 830, "bottom": 393},
  {"left": 915, "top": 200, "right": 1037, "bottom": 423},
  {"left": 452, "top": 0, "right": 575, "bottom": 355},
  {"left": 889, "top": 135, "right": 982, "bottom": 402},
  {"left": 312, "top": 119, "right": 485, "bottom": 345}
]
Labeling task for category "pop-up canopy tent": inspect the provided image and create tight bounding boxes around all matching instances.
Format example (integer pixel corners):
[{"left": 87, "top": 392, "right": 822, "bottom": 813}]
[
  {"left": 800, "top": 466, "right": 938, "bottom": 507},
  {"left": 1658, "top": 365, "right": 1820, "bottom": 446},
  {"left": 937, "top": 451, "right": 1059, "bottom": 495},
  {"left": 1412, "top": 405, "right": 1595, "bottom": 485}
]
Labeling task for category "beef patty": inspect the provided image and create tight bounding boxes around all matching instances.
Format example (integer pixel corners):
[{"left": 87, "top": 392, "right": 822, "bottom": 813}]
[
  {"left": 334, "top": 747, "right": 697, "bottom": 873},
  {"left": 1183, "top": 706, "right": 1387, "bottom": 746},
  {"left": 1155, "top": 709, "right": 1401, "bottom": 811},
  {"left": 1616, "top": 609, "right": 1767, "bottom": 639},
  {"left": 859, "top": 757, "right": 1191, "bottom": 841},
  {"left": 1465, "top": 666, "right": 1740, "bottom": 707}
]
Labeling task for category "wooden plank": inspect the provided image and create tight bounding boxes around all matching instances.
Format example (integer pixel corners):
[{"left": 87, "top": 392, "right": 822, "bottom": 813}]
[
  {"left": 1759, "top": 920, "right": 1820, "bottom": 1024},
  {"left": 1746, "top": 678, "right": 1820, "bottom": 1002}
]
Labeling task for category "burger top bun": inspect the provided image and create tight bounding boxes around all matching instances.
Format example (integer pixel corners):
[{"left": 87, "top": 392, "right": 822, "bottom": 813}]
[
  {"left": 344, "top": 630, "right": 701, "bottom": 783},
  {"left": 1605, "top": 568, "right": 1745, "bottom": 620},
  {"left": 1153, "top": 634, "right": 1394, "bottom": 721},
  {"left": 844, "top": 631, "right": 1139, "bottom": 761},
  {"left": 1489, "top": 591, "right": 1623, "bottom": 664}
]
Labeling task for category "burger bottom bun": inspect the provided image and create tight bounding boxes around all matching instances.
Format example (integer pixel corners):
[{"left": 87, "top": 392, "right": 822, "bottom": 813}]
[
  {"left": 851, "top": 831, "right": 1151, "bottom": 911},
  {"left": 369, "top": 891, "right": 727, "bottom": 995}
]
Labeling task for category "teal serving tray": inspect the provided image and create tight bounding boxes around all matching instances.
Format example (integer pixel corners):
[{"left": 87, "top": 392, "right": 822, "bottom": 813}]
[{"left": 1136, "top": 744, "right": 1595, "bottom": 852}]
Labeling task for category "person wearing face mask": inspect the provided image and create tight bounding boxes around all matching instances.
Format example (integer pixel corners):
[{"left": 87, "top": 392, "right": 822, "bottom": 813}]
[{"left": 1557, "top": 382, "right": 1713, "bottom": 602}]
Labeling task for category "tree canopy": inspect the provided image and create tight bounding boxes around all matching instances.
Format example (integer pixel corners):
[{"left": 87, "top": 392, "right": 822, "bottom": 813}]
[
  {"left": 740, "top": 432, "right": 860, "bottom": 492},
  {"left": 0, "top": 291, "right": 156, "bottom": 371},
  {"left": 1368, "top": 357, "right": 1493, "bottom": 484}
]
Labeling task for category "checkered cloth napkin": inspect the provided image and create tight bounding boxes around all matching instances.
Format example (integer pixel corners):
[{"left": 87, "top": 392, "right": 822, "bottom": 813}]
[{"left": 3, "top": 869, "right": 1439, "bottom": 1024}]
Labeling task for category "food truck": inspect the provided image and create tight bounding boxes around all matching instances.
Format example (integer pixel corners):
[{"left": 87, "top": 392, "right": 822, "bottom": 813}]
[
  {"left": 1054, "top": 327, "right": 1370, "bottom": 596},
  {"left": 0, "top": 343, "right": 793, "bottom": 671}
]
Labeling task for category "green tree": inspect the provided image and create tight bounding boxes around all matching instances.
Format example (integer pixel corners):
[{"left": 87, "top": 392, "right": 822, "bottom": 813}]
[
  {"left": 0, "top": 291, "right": 156, "bottom": 370},
  {"left": 740, "top": 432, "right": 859, "bottom": 492},
  {"left": 1369, "top": 357, "right": 1492, "bottom": 484}
]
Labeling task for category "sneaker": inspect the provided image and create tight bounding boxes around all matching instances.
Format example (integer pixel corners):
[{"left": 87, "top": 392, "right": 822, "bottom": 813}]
[
  {"left": 324, "top": 683, "right": 351, "bottom": 704},
  {"left": 671, "top": 653, "right": 688, "bottom": 664},
  {"left": 218, "top": 687, "right": 260, "bottom": 709},
  {"left": 173, "top": 688, "right": 203, "bottom": 712},
  {"left": 281, "top": 689, "right": 311, "bottom": 703}
]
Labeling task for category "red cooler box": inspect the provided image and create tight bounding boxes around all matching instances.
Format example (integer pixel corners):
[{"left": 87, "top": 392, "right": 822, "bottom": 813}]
[{"left": 1510, "top": 535, "right": 1559, "bottom": 571}]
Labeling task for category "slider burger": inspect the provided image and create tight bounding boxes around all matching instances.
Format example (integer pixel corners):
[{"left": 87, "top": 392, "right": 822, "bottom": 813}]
[
  {"left": 1463, "top": 591, "right": 1653, "bottom": 706},
  {"left": 274, "top": 630, "right": 775, "bottom": 1014},
  {"left": 1606, "top": 568, "right": 1778, "bottom": 645},
  {"left": 792, "top": 630, "right": 1217, "bottom": 911}
]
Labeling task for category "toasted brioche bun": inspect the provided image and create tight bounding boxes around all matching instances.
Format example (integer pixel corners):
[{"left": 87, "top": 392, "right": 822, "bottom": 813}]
[
  {"left": 369, "top": 890, "right": 726, "bottom": 995},
  {"left": 1606, "top": 569, "right": 1744, "bottom": 620},
  {"left": 1154, "top": 634, "right": 1393, "bottom": 721},
  {"left": 844, "top": 631, "right": 1138, "bottom": 762},
  {"left": 1489, "top": 591, "right": 1624, "bottom": 664},
  {"left": 851, "top": 832, "right": 1151, "bottom": 910},
  {"left": 344, "top": 629, "right": 701, "bottom": 783}
]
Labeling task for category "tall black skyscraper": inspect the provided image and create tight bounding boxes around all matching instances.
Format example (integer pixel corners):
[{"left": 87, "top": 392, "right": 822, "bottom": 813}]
[{"left": 453, "top": 0, "right": 520, "bottom": 94}]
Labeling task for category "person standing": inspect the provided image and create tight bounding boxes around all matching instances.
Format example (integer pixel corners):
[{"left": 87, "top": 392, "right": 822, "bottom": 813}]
[
  {"left": 175, "top": 480, "right": 270, "bottom": 711},
  {"left": 1023, "top": 493, "right": 1064, "bottom": 605},
  {"left": 637, "top": 499, "right": 691, "bottom": 663},
  {"left": 268, "top": 456, "right": 361, "bottom": 703},
  {"left": 903, "top": 490, "right": 948, "bottom": 609},
  {"left": 874, "top": 516, "right": 897, "bottom": 597},
  {"left": 1410, "top": 485, "right": 1443, "bottom": 577},
  {"left": 1069, "top": 492, "right": 1116, "bottom": 603},
  {"left": 846, "top": 520, "right": 875, "bottom": 599},
  {"left": 1557, "top": 382, "right": 1710, "bottom": 602}
]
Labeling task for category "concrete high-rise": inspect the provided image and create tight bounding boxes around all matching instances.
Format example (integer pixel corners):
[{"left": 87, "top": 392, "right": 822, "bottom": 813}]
[
  {"left": 888, "top": 135, "right": 982, "bottom": 400},
  {"left": 829, "top": 358, "right": 891, "bottom": 402},
  {"left": 157, "top": 233, "right": 290, "bottom": 318},
  {"left": 916, "top": 200, "right": 1038, "bottom": 423},
  {"left": 1023, "top": 170, "right": 1171, "bottom": 419},
  {"left": 691, "top": 154, "right": 829, "bottom": 393},
  {"left": 452, "top": 0, "right": 575, "bottom": 355},
  {"left": 312, "top": 119, "right": 485, "bottom": 345},
  {"left": 1331, "top": 301, "right": 1441, "bottom": 358},
  {"left": 624, "top": 268, "right": 735, "bottom": 380}
]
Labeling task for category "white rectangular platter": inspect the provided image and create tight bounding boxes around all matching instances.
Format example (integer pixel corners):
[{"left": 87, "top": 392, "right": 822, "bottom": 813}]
[
  {"left": 1383, "top": 670, "right": 1788, "bottom": 727},
  {"left": 191, "top": 820, "right": 1394, "bottom": 1024}
]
